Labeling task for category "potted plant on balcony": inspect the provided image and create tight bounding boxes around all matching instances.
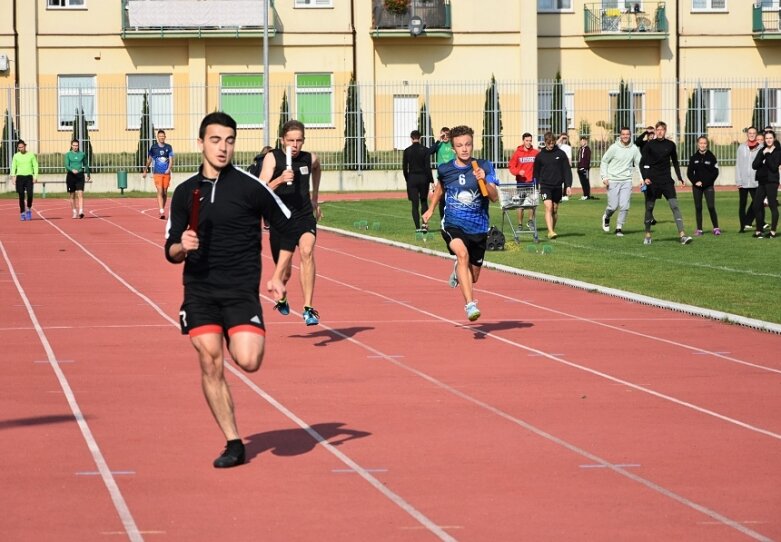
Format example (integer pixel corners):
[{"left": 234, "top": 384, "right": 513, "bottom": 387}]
[{"left": 384, "top": 0, "right": 409, "bottom": 15}]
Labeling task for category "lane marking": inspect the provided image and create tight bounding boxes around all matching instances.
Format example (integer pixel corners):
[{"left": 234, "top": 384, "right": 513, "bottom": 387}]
[{"left": 0, "top": 241, "right": 143, "bottom": 542}]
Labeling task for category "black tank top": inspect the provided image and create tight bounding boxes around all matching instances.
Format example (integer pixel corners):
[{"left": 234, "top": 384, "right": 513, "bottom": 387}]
[{"left": 270, "top": 148, "right": 313, "bottom": 219}]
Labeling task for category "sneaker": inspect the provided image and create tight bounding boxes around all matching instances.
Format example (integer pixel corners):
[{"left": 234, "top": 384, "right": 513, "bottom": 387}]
[
  {"left": 273, "top": 297, "right": 290, "bottom": 316},
  {"left": 753, "top": 231, "right": 764, "bottom": 238},
  {"left": 643, "top": 236, "right": 652, "bottom": 245},
  {"left": 303, "top": 306, "right": 320, "bottom": 326},
  {"left": 650, "top": 218, "right": 657, "bottom": 226},
  {"left": 712, "top": 228, "right": 721, "bottom": 236},
  {"left": 580, "top": 196, "right": 589, "bottom": 201},
  {"left": 213, "top": 441, "right": 245, "bottom": 469},
  {"left": 694, "top": 229, "right": 703, "bottom": 237},
  {"left": 547, "top": 231, "right": 558, "bottom": 240},
  {"left": 527, "top": 220, "right": 535, "bottom": 231},
  {"left": 25, "top": 210, "right": 32, "bottom": 220},
  {"left": 742, "top": 225, "right": 753, "bottom": 232},
  {"left": 72, "top": 209, "right": 78, "bottom": 219},
  {"left": 615, "top": 228, "right": 624, "bottom": 237},
  {"left": 561, "top": 195, "right": 569, "bottom": 202},
  {"left": 448, "top": 261, "right": 459, "bottom": 288},
  {"left": 159, "top": 214, "right": 166, "bottom": 220},
  {"left": 465, "top": 301, "right": 481, "bottom": 322},
  {"left": 20, "top": 213, "right": 26, "bottom": 221},
  {"left": 763, "top": 223, "right": 771, "bottom": 231},
  {"left": 601, "top": 213, "right": 610, "bottom": 232},
  {"left": 765, "top": 231, "right": 777, "bottom": 239},
  {"left": 680, "top": 235, "right": 693, "bottom": 245},
  {"left": 79, "top": 212, "right": 84, "bottom": 219},
  {"left": 421, "top": 223, "right": 428, "bottom": 233}
]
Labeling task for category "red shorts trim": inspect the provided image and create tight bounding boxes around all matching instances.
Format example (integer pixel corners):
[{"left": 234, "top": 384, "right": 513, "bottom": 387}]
[
  {"left": 188, "top": 324, "right": 222, "bottom": 337},
  {"left": 227, "top": 325, "right": 265, "bottom": 337}
]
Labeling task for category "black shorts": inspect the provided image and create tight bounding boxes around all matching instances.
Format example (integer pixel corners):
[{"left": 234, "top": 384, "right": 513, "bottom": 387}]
[
  {"left": 540, "top": 185, "right": 563, "bottom": 203},
  {"left": 15, "top": 175, "right": 33, "bottom": 194},
  {"left": 269, "top": 214, "right": 317, "bottom": 263},
  {"left": 179, "top": 284, "right": 265, "bottom": 337},
  {"left": 66, "top": 171, "right": 85, "bottom": 193},
  {"left": 441, "top": 227, "right": 487, "bottom": 267},
  {"left": 647, "top": 182, "right": 678, "bottom": 201}
]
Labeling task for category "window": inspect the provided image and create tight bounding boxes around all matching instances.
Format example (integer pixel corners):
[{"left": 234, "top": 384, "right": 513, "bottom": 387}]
[
  {"left": 602, "top": 1, "right": 644, "bottom": 10},
  {"left": 538, "top": 89, "right": 575, "bottom": 133},
  {"left": 58, "top": 75, "right": 96, "bottom": 130},
  {"left": 692, "top": 0, "right": 726, "bottom": 10},
  {"left": 294, "top": 0, "right": 333, "bottom": 7},
  {"left": 764, "top": 89, "right": 781, "bottom": 126},
  {"left": 220, "top": 74, "right": 264, "bottom": 128},
  {"left": 295, "top": 73, "right": 333, "bottom": 127},
  {"left": 538, "top": 0, "right": 573, "bottom": 11},
  {"left": 127, "top": 75, "right": 173, "bottom": 130},
  {"left": 704, "top": 89, "right": 730, "bottom": 126},
  {"left": 760, "top": 0, "right": 779, "bottom": 10},
  {"left": 609, "top": 90, "right": 645, "bottom": 129},
  {"left": 47, "top": 0, "right": 86, "bottom": 8}
]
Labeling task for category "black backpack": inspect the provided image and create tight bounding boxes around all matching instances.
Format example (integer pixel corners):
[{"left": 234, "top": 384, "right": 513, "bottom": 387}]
[
  {"left": 486, "top": 226, "right": 505, "bottom": 251},
  {"left": 247, "top": 153, "right": 265, "bottom": 177}
]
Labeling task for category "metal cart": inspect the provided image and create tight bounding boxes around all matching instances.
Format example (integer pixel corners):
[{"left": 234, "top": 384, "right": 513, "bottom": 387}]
[{"left": 496, "top": 182, "right": 540, "bottom": 243}]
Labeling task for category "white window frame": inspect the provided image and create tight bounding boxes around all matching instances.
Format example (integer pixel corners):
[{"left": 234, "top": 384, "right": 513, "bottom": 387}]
[
  {"left": 538, "top": 0, "right": 574, "bottom": 13},
  {"left": 608, "top": 89, "right": 646, "bottom": 130},
  {"left": 47, "top": 0, "right": 86, "bottom": 9},
  {"left": 766, "top": 89, "right": 781, "bottom": 126},
  {"left": 295, "top": 73, "right": 334, "bottom": 128},
  {"left": 294, "top": 0, "right": 333, "bottom": 7},
  {"left": 691, "top": 0, "right": 727, "bottom": 12},
  {"left": 538, "top": 89, "right": 575, "bottom": 132},
  {"left": 57, "top": 75, "right": 97, "bottom": 131},
  {"left": 760, "top": 0, "right": 780, "bottom": 11},
  {"left": 219, "top": 74, "right": 265, "bottom": 129},
  {"left": 127, "top": 74, "right": 174, "bottom": 130},
  {"left": 704, "top": 88, "right": 730, "bottom": 127}
]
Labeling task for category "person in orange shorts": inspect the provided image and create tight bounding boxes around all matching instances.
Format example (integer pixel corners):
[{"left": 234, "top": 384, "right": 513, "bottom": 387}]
[{"left": 142, "top": 129, "right": 174, "bottom": 219}]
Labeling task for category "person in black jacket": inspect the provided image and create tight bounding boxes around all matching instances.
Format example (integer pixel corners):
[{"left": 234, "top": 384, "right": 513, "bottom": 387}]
[
  {"left": 533, "top": 131, "right": 572, "bottom": 239},
  {"left": 751, "top": 130, "right": 780, "bottom": 238},
  {"left": 402, "top": 130, "right": 435, "bottom": 231},
  {"left": 640, "top": 121, "right": 692, "bottom": 245},
  {"left": 165, "top": 112, "right": 292, "bottom": 468},
  {"left": 686, "top": 136, "right": 720, "bottom": 236}
]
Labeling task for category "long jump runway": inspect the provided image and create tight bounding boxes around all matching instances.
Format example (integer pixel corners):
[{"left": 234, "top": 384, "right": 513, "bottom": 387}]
[{"left": 1, "top": 198, "right": 779, "bottom": 541}]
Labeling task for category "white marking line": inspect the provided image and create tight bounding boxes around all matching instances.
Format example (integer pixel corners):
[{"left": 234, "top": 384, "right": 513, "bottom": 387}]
[
  {"left": 252, "top": 310, "right": 774, "bottom": 542},
  {"left": 315, "top": 270, "right": 781, "bottom": 443},
  {"left": 34, "top": 359, "right": 74, "bottom": 364},
  {"left": 0, "top": 324, "right": 169, "bottom": 332},
  {"left": 580, "top": 463, "right": 641, "bottom": 469},
  {"left": 101, "top": 531, "right": 167, "bottom": 536},
  {"left": 693, "top": 351, "right": 730, "bottom": 356},
  {"left": 367, "top": 355, "right": 403, "bottom": 359},
  {"left": 332, "top": 468, "right": 389, "bottom": 473},
  {"left": 0, "top": 241, "right": 143, "bottom": 542},
  {"left": 36, "top": 216, "right": 456, "bottom": 542},
  {"left": 319, "top": 244, "right": 781, "bottom": 375},
  {"left": 76, "top": 471, "right": 136, "bottom": 476}
]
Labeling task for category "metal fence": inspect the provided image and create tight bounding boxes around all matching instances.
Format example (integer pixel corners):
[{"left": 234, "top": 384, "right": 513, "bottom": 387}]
[{"left": 1, "top": 77, "right": 779, "bottom": 175}]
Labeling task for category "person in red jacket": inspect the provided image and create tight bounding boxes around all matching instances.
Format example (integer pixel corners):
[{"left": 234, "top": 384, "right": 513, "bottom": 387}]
[{"left": 508, "top": 132, "right": 539, "bottom": 230}]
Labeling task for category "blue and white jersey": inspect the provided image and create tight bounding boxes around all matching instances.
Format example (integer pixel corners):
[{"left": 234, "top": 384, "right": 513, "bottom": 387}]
[
  {"left": 148, "top": 143, "right": 174, "bottom": 174},
  {"left": 437, "top": 158, "right": 498, "bottom": 234}
]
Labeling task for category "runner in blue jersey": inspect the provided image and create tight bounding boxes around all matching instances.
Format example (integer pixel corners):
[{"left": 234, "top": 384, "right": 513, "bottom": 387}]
[{"left": 422, "top": 125, "right": 499, "bottom": 322}]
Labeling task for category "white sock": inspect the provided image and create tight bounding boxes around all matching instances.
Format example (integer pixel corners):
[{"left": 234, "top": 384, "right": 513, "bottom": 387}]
[{"left": 160, "top": 208, "right": 165, "bottom": 214}]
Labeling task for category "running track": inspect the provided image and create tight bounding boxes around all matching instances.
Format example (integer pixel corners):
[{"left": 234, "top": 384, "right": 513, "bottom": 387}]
[{"left": 1, "top": 198, "right": 779, "bottom": 541}]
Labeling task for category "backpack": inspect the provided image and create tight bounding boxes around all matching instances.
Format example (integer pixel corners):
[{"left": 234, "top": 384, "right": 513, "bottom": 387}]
[
  {"left": 247, "top": 153, "right": 265, "bottom": 178},
  {"left": 486, "top": 226, "right": 505, "bottom": 251}
]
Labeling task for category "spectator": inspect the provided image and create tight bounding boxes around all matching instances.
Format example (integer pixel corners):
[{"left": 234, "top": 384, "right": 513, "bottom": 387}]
[
  {"left": 429, "top": 127, "right": 455, "bottom": 219},
  {"left": 64, "top": 139, "right": 90, "bottom": 219},
  {"left": 534, "top": 131, "right": 573, "bottom": 239},
  {"left": 686, "top": 136, "right": 720, "bottom": 236},
  {"left": 556, "top": 133, "right": 572, "bottom": 201},
  {"left": 402, "top": 130, "right": 435, "bottom": 232},
  {"left": 735, "top": 126, "right": 761, "bottom": 232},
  {"left": 600, "top": 127, "right": 642, "bottom": 237},
  {"left": 751, "top": 129, "right": 780, "bottom": 239},
  {"left": 142, "top": 129, "right": 174, "bottom": 219},
  {"left": 577, "top": 136, "right": 593, "bottom": 200},
  {"left": 508, "top": 131, "right": 539, "bottom": 230}
]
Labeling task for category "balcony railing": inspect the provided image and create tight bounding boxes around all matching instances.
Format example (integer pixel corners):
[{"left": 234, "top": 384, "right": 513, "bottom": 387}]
[
  {"left": 753, "top": 5, "right": 781, "bottom": 39},
  {"left": 122, "top": 0, "right": 277, "bottom": 39},
  {"left": 372, "top": 0, "right": 451, "bottom": 38},
  {"left": 584, "top": 2, "right": 668, "bottom": 41}
]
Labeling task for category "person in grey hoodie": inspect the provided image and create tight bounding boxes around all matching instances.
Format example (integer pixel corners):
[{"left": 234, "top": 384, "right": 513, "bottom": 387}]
[
  {"left": 735, "top": 126, "right": 761, "bottom": 232},
  {"left": 599, "top": 127, "right": 642, "bottom": 237}
]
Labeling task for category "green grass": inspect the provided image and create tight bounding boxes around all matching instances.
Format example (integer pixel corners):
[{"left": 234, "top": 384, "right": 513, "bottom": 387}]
[{"left": 319, "top": 192, "right": 781, "bottom": 325}]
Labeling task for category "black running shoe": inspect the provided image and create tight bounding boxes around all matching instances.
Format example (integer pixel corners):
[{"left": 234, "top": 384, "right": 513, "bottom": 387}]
[
  {"left": 213, "top": 441, "right": 245, "bottom": 468},
  {"left": 650, "top": 218, "right": 657, "bottom": 226}
]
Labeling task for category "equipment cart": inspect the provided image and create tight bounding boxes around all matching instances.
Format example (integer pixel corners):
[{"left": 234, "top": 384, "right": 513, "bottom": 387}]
[{"left": 496, "top": 181, "right": 540, "bottom": 243}]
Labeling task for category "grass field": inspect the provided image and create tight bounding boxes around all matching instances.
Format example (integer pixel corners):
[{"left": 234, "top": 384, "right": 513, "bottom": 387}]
[{"left": 318, "top": 191, "right": 781, "bottom": 325}]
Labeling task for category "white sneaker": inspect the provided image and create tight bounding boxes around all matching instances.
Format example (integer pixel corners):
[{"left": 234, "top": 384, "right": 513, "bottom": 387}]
[
  {"left": 465, "top": 301, "right": 481, "bottom": 322},
  {"left": 581, "top": 196, "right": 589, "bottom": 201},
  {"left": 601, "top": 213, "right": 610, "bottom": 232},
  {"left": 561, "top": 196, "right": 569, "bottom": 202},
  {"left": 72, "top": 209, "right": 78, "bottom": 219}
]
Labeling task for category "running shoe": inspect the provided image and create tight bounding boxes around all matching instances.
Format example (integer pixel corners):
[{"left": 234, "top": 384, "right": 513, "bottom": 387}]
[
  {"left": 547, "top": 231, "right": 558, "bottom": 240},
  {"left": 650, "top": 218, "right": 657, "bottom": 226},
  {"left": 561, "top": 195, "right": 569, "bottom": 202},
  {"left": 79, "top": 212, "right": 84, "bottom": 219},
  {"left": 303, "top": 306, "right": 320, "bottom": 326},
  {"left": 580, "top": 196, "right": 589, "bottom": 201},
  {"left": 72, "top": 209, "right": 78, "bottom": 219},
  {"left": 643, "top": 236, "right": 652, "bottom": 245},
  {"left": 712, "top": 228, "right": 721, "bottom": 236},
  {"left": 20, "top": 213, "right": 26, "bottom": 221},
  {"left": 680, "top": 235, "right": 693, "bottom": 245},
  {"left": 421, "top": 223, "right": 428, "bottom": 233},
  {"left": 273, "top": 297, "right": 290, "bottom": 316},
  {"left": 694, "top": 229, "right": 703, "bottom": 237},
  {"left": 25, "top": 210, "right": 32, "bottom": 220},
  {"left": 448, "top": 261, "right": 459, "bottom": 288},
  {"left": 465, "top": 301, "right": 481, "bottom": 322},
  {"left": 213, "top": 441, "right": 245, "bottom": 469},
  {"left": 601, "top": 213, "right": 610, "bottom": 232},
  {"left": 615, "top": 228, "right": 624, "bottom": 237},
  {"left": 765, "top": 231, "right": 777, "bottom": 239},
  {"left": 527, "top": 220, "right": 535, "bottom": 231}
]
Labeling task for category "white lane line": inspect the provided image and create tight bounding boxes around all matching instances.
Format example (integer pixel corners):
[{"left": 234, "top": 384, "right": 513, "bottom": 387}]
[
  {"left": 319, "top": 244, "right": 781, "bottom": 375},
  {"left": 0, "top": 241, "right": 143, "bottom": 542},
  {"left": 36, "top": 214, "right": 456, "bottom": 542}
]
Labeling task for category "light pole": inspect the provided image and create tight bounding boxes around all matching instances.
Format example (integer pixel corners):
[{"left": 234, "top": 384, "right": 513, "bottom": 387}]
[{"left": 263, "top": 0, "right": 270, "bottom": 147}]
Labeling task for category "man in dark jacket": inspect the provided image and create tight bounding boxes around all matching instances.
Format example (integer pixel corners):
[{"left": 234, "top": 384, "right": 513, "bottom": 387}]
[
  {"left": 533, "top": 131, "right": 572, "bottom": 239},
  {"left": 402, "top": 130, "right": 435, "bottom": 231}
]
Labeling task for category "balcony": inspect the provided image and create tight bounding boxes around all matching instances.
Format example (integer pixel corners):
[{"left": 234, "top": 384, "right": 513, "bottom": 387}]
[
  {"left": 122, "top": 0, "right": 277, "bottom": 39},
  {"left": 372, "top": 0, "right": 452, "bottom": 38},
  {"left": 583, "top": 2, "right": 668, "bottom": 42},
  {"left": 753, "top": 5, "right": 781, "bottom": 40}
]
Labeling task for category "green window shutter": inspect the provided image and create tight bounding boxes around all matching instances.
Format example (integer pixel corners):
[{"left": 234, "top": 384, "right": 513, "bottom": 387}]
[
  {"left": 295, "top": 73, "right": 332, "bottom": 125},
  {"left": 221, "top": 74, "right": 265, "bottom": 126}
]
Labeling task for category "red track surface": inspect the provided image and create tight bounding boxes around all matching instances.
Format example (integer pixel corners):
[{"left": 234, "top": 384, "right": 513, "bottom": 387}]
[{"left": 1, "top": 198, "right": 779, "bottom": 541}]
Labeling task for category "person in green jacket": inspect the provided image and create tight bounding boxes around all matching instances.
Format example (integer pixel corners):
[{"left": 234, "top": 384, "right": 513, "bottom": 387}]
[
  {"left": 10, "top": 140, "right": 39, "bottom": 221},
  {"left": 64, "top": 139, "right": 90, "bottom": 219},
  {"left": 429, "top": 127, "right": 456, "bottom": 220}
]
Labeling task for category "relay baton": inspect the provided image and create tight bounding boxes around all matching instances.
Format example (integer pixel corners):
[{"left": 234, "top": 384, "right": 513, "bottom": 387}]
[
  {"left": 285, "top": 146, "right": 293, "bottom": 185},
  {"left": 471, "top": 160, "right": 489, "bottom": 197},
  {"left": 189, "top": 188, "right": 201, "bottom": 231}
]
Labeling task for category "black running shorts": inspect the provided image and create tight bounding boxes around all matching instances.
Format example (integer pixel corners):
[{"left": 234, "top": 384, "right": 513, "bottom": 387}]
[
  {"left": 179, "top": 284, "right": 265, "bottom": 337},
  {"left": 66, "top": 171, "right": 85, "bottom": 193},
  {"left": 269, "top": 214, "right": 317, "bottom": 263},
  {"left": 441, "top": 227, "right": 487, "bottom": 267},
  {"left": 540, "top": 185, "right": 563, "bottom": 203}
]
